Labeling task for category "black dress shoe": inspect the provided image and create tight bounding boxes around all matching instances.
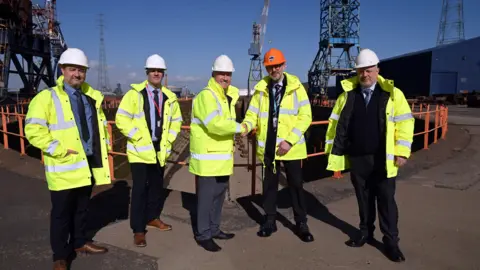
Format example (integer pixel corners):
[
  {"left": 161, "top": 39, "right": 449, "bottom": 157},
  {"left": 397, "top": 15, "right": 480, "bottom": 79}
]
[
  {"left": 213, "top": 231, "right": 235, "bottom": 240},
  {"left": 385, "top": 245, "right": 406, "bottom": 262},
  {"left": 195, "top": 239, "right": 221, "bottom": 252},
  {"left": 296, "top": 222, "right": 314, "bottom": 242},
  {"left": 257, "top": 221, "right": 277, "bottom": 237},
  {"left": 345, "top": 235, "right": 374, "bottom": 247}
]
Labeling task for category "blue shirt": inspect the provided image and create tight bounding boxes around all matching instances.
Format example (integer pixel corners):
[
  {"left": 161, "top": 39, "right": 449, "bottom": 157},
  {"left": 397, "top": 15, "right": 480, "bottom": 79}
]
[
  {"left": 64, "top": 82, "right": 94, "bottom": 156},
  {"left": 145, "top": 84, "right": 163, "bottom": 142},
  {"left": 146, "top": 83, "right": 163, "bottom": 142}
]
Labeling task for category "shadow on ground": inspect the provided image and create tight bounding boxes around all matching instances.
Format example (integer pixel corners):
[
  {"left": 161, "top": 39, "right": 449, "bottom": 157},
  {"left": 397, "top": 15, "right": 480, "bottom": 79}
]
[
  {"left": 85, "top": 180, "right": 132, "bottom": 240},
  {"left": 236, "top": 188, "right": 359, "bottom": 239},
  {"left": 175, "top": 183, "right": 359, "bottom": 243}
]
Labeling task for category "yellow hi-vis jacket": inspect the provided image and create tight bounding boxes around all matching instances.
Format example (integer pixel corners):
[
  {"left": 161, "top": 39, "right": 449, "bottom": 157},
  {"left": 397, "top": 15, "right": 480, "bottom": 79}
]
[
  {"left": 325, "top": 75, "right": 415, "bottom": 178},
  {"left": 115, "top": 80, "right": 182, "bottom": 166},
  {"left": 24, "top": 76, "right": 112, "bottom": 191},
  {"left": 189, "top": 78, "right": 243, "bottom": 177},
  {"left": 242, "top": 72, "right": 312, "bottom": 169}
]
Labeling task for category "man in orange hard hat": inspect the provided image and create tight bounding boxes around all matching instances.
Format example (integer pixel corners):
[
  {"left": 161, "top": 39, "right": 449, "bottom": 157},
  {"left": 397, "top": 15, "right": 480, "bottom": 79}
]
[{"left": 241, "top": 48, "right": 314, "bottom": 242}]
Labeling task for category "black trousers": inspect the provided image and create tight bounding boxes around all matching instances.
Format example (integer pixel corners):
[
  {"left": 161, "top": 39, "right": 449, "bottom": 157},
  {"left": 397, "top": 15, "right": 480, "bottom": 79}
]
[
  {"left": 130, "top": 161, "right": 166, "bottom": 233},
  {"left": 263, "top": 159, "right": 307, "bottom": 223},
  {"left": 50, "top": 181, "right": 93, "bottom": 262},
  {"left": 349, "top": 154, "right": 399, "bottom": 247},
  {"left": 195, "top": 176, "right": 229, "bottom": 241}
]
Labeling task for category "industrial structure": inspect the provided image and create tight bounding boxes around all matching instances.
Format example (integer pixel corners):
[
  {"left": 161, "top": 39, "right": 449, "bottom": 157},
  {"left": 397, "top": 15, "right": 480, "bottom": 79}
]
[
  {"left": 437, "top": 0, "right": 465, "bottom": 46},
  {"left": 97, "top": 13, "right": 110, "bottom": 92},
  {"left": 376, "top": 0, "right": 478, "bottom": 103},
  {"left": 247, "top": 0, "right": 269, "bottom": 98},
  {"left": 307, "top": 0, "right": 360, "bottom": 99},
  {"left": 379, "top": 36, "right": 480, "bottom": 100},
  {"left": 0, "top": 0, "right": 66, "bottom": 101}
]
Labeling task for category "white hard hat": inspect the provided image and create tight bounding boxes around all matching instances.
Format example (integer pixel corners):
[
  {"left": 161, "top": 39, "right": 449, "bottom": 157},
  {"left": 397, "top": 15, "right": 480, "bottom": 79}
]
[
  {"left": 145, "top": 54, "right": 167, "bottom": 69},
  {"left": 212, "top": 55, "right": 235, "bottom": 72},
  {"left": 58, "top": 48, "right": 89, "bottom": 68},
  {"left": 355, "top": 48, "right": 380, "bottom": 69}
]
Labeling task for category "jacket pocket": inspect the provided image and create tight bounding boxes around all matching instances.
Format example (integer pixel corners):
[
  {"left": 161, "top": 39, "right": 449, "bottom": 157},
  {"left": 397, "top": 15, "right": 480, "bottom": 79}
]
[{"left": 207, "top": 145, "right": 230, "bottom": 153}]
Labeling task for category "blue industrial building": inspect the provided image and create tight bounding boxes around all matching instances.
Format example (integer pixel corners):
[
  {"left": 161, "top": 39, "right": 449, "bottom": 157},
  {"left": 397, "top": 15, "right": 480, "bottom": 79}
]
[{"left": 378, "top": 36, "right": 480, "bottom": 98}]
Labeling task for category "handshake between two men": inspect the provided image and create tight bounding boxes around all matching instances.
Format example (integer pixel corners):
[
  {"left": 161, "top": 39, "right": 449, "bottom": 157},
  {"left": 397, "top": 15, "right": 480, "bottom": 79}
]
[{"left": 239, "top": 123, "right": 292, "bottom": 157}]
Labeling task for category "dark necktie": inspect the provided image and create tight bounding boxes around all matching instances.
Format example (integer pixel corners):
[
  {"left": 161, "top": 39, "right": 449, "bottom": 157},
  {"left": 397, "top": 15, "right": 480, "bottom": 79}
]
[
  {"left": 273, "top": 84, "right": 282, "bottom": 131},
  {"left": 274, "top": 84, "right": 282, "bottom": 111},
  {"left": 153, "top": 89, "right": 162, "bottom": 137},
  {"left": 74, "top": 91, "right": 90, "bottom": 142}
]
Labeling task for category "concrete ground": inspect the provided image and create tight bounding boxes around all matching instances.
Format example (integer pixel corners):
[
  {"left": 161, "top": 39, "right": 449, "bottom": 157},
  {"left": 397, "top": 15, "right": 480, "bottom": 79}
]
[{"left": 0, "top": 105, "right": 480, "bottom": 269}]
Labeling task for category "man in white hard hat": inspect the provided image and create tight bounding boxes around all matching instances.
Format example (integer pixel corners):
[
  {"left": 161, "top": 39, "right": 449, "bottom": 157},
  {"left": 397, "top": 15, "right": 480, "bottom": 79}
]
[
  {"left": 25, "top": 48, "right": 111, "bottom": 270},
  {"left": 189, "top": 55, "right": 246, "bottom": 252},
  {"left": 325, "top": 48, "right": 413, "bottom": 262},
  {"left": 115, "top": 54, "right": 182, "bottom": 247}
]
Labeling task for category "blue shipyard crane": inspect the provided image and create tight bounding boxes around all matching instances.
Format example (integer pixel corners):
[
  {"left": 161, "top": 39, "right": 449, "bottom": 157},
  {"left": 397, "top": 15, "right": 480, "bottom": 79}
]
[
  {"left": 308, "top": 0, "right": 360, "bottom": 99},
  {"left": 247, "top": 0, "right": 269, "bottom": 98}
]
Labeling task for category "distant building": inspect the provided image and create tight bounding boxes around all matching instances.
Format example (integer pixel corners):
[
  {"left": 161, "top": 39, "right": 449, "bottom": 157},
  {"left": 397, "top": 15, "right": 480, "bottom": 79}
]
[
  {"left": 167, "top": 85, "right": 183, "bottom": 98},
  {"left": 378, "top": 36, "right": 480, "bottom": 98},
  {"left": 238, "top": 88, "right": 255, "bottom": 97}
]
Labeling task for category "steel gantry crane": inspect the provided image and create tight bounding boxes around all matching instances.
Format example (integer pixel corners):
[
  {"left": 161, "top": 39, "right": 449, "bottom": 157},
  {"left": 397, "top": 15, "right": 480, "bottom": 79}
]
[
  {"left": 0, "top": 0, "right": 67, "bottom": 102},
  {"left": 307, "top": 0, "right": 360, "bottom": 102},
  {"left": 32, "top": 0, "right": 68, "bottom": 80},
  {"left": 247, "top": 0, "right": 269, "bottom": 98}
]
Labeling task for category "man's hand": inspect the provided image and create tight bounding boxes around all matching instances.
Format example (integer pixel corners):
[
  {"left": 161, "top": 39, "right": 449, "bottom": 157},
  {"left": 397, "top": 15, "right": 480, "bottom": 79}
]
[
  {"left": 276, "top": 141, "right": 292, "bottom": 156},
  {"left": 395, "top": 156, "right": 407, "bottom": 167},
  {"left": 240, "top": 123, "right": 249, "bottom": 137},
  {"left": 65, "top": 149, "right": 78, "bottom": 156}
]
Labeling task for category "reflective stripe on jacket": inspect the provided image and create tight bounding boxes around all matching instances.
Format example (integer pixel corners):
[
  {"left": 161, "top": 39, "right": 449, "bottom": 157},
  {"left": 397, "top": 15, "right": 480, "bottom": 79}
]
[
  {"left": 325, "top": 75, "right": 415, "bottom": 178},
  {"left": 189, "top": 78, "right": 242, "bottom": 177},
  {"left": 115, "top": 80, "right": 182, "bottom": 166},
  {"left": 25, "top": 76, "right": 112, "bottom": 191},
  {"left": 242, "top": 72, "right": 312, "bottom": 168}
]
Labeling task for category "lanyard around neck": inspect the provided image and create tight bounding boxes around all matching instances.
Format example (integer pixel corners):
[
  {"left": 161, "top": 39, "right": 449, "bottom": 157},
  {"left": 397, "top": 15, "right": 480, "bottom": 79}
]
[{"left": 146, "top": 83, "right": 163, "bottom": 116}]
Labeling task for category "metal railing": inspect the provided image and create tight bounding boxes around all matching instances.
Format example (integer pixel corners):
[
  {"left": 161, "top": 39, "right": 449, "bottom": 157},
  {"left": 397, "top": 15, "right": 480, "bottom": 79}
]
[{"left": 0, "top": 103, "right": 449, "bottom": 198}]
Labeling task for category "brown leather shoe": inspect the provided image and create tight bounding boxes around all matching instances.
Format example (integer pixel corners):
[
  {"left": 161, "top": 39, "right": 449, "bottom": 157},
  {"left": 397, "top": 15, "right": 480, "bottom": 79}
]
[
  {"left": 147, "top": 219, "right": 172, "bottom": 231},
  {"left": 134, "top": 232, "right": 147, "bottom": 247},
  {"left": 53, "top": 260, "right": 67, "bottom": 270},
  {"left": 75, "top": 242, "right": 108, "bottom": 254}
]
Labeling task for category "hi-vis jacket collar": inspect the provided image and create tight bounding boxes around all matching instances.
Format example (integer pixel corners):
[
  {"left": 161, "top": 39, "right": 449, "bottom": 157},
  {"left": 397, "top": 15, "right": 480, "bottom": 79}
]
[
  {"left": 206, "top": 77, "right": 238, "bottom": 100},
  {"left": 129, "top": 80, "right": 178, "bottom": 101},
  {"left": 56, "top": 75, "right": 104, "bottom": 102},
  {"left": 341, "top": 75, "right": 396, "bottom": 99},
  {"left": 254, "top": 72, "right": 302, "bottom": 94}
]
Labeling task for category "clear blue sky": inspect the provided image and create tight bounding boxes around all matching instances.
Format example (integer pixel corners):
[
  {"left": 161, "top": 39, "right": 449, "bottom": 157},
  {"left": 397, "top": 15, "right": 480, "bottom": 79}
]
[{"left": 29, "top": 0, "right": 480, "bottom": 93}]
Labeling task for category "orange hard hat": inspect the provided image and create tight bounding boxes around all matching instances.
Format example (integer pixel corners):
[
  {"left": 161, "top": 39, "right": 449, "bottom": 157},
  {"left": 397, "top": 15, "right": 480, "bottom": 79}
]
[{"left": 263, "top": 48, "right": 286, "bottom": 67}]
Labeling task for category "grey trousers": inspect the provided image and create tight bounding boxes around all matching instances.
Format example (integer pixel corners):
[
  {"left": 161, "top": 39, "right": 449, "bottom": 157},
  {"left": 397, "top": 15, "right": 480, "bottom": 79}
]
[{"left": 195, "top": 176, "right": 229, "bottom": 241}]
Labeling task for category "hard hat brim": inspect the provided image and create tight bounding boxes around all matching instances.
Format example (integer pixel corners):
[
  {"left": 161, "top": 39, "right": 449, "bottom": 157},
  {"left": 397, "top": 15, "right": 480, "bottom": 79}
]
[
  {"left": 264, "top": 60, "right": 286, "bottom": 67},
  {"left": 59, "top": 63, "right": 89, "bottom": 69},
  {"left": 145, "top": 67, "right": 167, "bottom": 70},
  {"left": 354, "top": 63, "right": 378, "bottom": 69},
  {"left": 212, "top": 68, "right": 235, "bottom": 72}
]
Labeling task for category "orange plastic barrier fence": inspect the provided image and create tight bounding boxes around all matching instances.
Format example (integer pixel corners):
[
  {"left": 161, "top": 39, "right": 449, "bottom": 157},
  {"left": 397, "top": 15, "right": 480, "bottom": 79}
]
[{"left": 0, "top": 103, "right": 448, "bottom": 197}]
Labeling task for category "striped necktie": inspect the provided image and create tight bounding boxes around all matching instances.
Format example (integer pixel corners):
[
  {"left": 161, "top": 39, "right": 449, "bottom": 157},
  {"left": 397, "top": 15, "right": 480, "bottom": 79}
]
[
  {"left": 274, "top": 84, "right": 282, "bottom": 111},
  {"left": 362, "top": 88, "right": 372, "bottom": 106},
  {"left": 272, "top": 84, "right": 282, "bottom": 131}
]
